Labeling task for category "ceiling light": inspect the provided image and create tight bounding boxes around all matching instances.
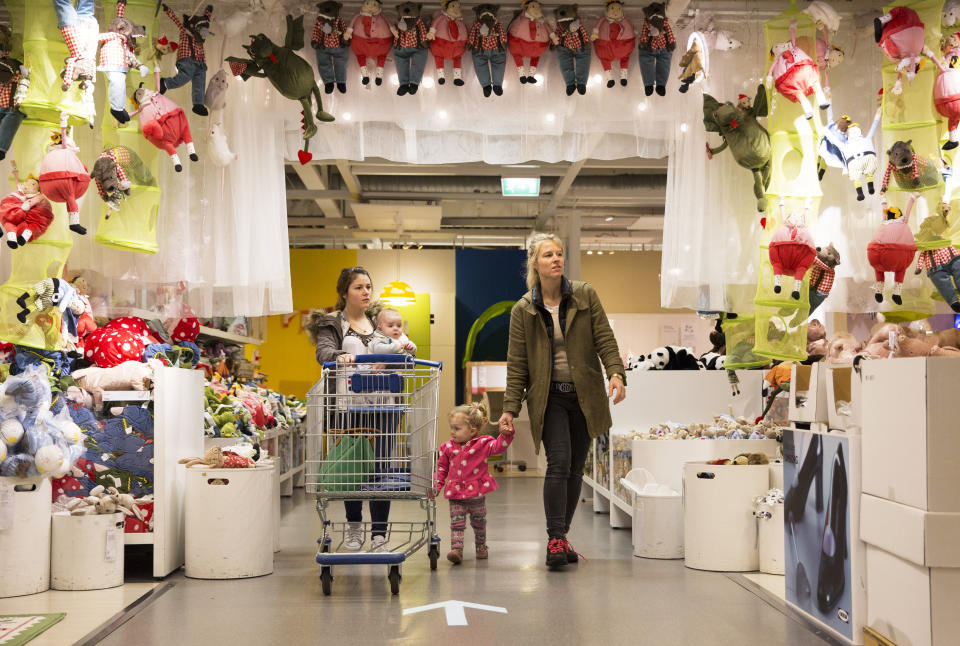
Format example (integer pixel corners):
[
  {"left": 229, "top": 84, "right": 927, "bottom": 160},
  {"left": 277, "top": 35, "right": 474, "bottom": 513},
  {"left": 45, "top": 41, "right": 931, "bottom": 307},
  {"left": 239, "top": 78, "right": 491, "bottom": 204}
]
[
  {"left": 546, "top": 113, "right": 555, "bottom": 122},
  {"left": 501, "top": 177, "right": 540, "bottom": 196},
  {"left": 597, "top": 250, "right": 604, "bottom": 255},
  {"left": 604, "top": 216, "right": 614, "bottom": 222},
  {"left": 609, "top": 251, "right": 615, "bottom": 255},
  {"left": 586, "top": 250, "right": 593, "bottom": 255},
  {"left": 390, "top": 74, "right": 399, "bottom": 85},
  {"left": 422, "top": 77, "right": 435, "bottom": 89},
  {"left": 342, "top": 112, "right": 352, "bottom": 120},
  {"left": 380, "top": 280, "right": 416, "bottom": 306}
]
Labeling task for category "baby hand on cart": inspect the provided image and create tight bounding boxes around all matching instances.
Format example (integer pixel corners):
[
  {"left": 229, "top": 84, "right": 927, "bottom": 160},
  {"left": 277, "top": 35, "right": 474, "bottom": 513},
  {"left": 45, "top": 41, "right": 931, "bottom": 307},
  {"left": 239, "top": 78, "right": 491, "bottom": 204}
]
[{"left": 337, "top": 353, "right": 355, "bottom": 363}]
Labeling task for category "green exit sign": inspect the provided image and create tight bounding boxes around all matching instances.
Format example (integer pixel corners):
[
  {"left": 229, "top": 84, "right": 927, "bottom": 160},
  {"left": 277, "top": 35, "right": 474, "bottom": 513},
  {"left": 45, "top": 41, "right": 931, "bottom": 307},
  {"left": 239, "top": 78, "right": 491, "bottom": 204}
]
[{"left": 501, "top": 177, "right": 540, "bottom": 196}]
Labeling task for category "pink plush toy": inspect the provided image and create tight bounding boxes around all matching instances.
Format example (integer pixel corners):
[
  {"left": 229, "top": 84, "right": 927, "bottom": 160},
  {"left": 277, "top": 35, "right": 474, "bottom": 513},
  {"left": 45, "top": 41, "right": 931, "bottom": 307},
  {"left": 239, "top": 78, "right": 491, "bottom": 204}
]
[
  {"left": 766, "top": 20, "right": 829, "bottom": 119},
  {"left": 0, "top": 163, "right": 54, "bottom": 249},
  {"left": 346, "top": 0, "right": 394, "bottom": 86},
  {"left": 507, "top": 0, "right": 551, "bottom": 84},
  {"left": 867, "top": 195, "right": 918, "bottom": 305},
  {"left": 768, "top": 198, "right": 816, "bottom": 300},
  {"left": 131, "top": 68, "right": 197, "bottom": 172},
  {"left": 429, "top": 0, "right": 468, "bottom": 86},
  {"left": 924, "top": 38, "right": 960, "bottom": 150},
  {"left": 38, "top": 116, "right": 90, "bottom": 236},
  {"left": 591, "top": 0, "right": 635, "bottom": 88},
  {"left": 875, "top": 6, "right": 925, "bottom": 95}
]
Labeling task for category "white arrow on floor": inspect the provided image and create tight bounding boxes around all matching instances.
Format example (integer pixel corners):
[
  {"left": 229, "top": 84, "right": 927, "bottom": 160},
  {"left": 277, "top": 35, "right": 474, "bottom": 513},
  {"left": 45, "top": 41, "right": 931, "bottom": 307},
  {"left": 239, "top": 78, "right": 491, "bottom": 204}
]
[{"left": 403, "top": 600, "right": 508, "bottom": 626}]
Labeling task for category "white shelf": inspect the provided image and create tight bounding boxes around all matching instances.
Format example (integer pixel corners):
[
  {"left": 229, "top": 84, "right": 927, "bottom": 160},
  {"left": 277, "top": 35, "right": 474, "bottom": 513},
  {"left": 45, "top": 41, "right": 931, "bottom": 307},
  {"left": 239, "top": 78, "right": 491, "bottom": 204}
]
[
  {"left": 102, "top": 390, "right": 152, "bottom": 402},
  {"left": 610, "top": 493, "right": 633, "bottom": 518},
  {"left": 124, "top": 532, "right": 154, "bottom": 545},
  {"left": 279, "top": 463, "right": 305, "bottom": 484},
  {"left": 197, "top": 326, "right": 262, "bottom": 346}
]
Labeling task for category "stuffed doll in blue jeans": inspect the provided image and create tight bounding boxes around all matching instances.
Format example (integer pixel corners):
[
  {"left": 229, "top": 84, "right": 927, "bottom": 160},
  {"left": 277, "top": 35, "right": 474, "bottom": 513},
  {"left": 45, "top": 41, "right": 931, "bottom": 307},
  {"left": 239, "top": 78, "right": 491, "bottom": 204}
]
[
  {"left": 914, "top": 205, "right": 960, "bottom": 313},
  {"left": 551, "top": 5, "right": 591, "bottom": 96},
  {"left": 636, "top": 1, "right": 674, "bottom": 97},
  {"left": 312, "top": 1, "right": 350, "bottom": 94},
  {"left": 160, "top": 4, "right": 213, "bottom": 116},
  {"left": 0, "top": 27, "right": 26, "bottom": 161}
]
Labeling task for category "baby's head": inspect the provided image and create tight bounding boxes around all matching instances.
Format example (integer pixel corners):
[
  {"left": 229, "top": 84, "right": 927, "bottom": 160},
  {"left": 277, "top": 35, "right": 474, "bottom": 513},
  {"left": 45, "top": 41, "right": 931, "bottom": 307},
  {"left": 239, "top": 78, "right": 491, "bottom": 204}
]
[
  {"left": 377, "top": 307, "right": 404, "bottom": 340},
  {"left": 448, "top": 401, "right": 488, "bottom": 444},
  {"left": 19, "top": 176, "right": 39, "bottom": 195}
]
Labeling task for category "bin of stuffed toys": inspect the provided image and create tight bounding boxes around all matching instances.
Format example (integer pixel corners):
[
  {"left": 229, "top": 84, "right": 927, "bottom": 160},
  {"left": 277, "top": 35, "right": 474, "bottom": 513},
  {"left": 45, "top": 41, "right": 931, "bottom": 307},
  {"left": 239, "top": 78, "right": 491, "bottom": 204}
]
[
  {"left": 683, "top": 461, "right": 769, "bottom": 572},
  {"left": 0, "top": 476, "right": 51, "bottom": 597},
  {"left": 51, "top": 512, "right": 125, "bottom": 590},
  {"left": 753, "top": 490, "right": 785, "bottom": 575},
  {"left": 620, "top": 468, "right": 683, "bottom": 559},
  {"left": 185, "top": 462, "right": 274, "bottom": 579}
]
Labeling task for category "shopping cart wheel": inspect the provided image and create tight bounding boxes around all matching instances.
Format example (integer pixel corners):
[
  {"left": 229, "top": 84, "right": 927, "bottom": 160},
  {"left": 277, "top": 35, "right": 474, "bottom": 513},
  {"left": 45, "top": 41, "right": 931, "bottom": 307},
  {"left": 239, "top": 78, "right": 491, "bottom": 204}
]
[
  {"left": 428, "top": 544, "right": 439, "bottom": 571},
  {"left": 388, "top": 565, "right": 401, "bottom": 595},
  {"left": 321, "top": 566, "right": 333, "bottom": 596}
]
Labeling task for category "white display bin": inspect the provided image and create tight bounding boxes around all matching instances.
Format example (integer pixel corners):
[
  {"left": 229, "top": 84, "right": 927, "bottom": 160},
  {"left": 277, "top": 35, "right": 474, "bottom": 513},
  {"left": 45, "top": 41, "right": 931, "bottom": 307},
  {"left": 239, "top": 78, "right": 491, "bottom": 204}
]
[
  {"left": 757, "top": 504, "right": 785, "bottom": 575},
  {"left": 620, "top": 469, "right": 683, "bottom": 560},
  {"left": 51, "top": 512, "right": 125, "bottom": 591},
  {"left": 683, "top": 462, "right": 768, "bottom": 571},
  {"left": 861, "top": 357, "right": 960, "bottom": 512},
  {"left": 789, "top": 363, "right": 829, "bottom": 425},
  {"left": 825, "top": 363, "right": 862, "bottom": 432},
  {"left": 632, "top": 438, "right": 779, "bottom": 494},
  {"left": 185, "top": 463, "right": 274, "bottom": 579},
  {"left": 0, "top": 476, "right": 51, "bottom": 597}
]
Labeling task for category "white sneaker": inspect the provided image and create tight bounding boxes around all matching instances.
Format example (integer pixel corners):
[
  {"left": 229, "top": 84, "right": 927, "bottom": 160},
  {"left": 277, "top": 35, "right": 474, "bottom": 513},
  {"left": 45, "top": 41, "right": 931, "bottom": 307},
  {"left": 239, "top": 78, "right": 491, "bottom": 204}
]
[
  {"left": 344, "top": 522, "right": 363, "bottom": 551},
  {"left": 369, "top": 535, "right": 388, "bottom": 553}
]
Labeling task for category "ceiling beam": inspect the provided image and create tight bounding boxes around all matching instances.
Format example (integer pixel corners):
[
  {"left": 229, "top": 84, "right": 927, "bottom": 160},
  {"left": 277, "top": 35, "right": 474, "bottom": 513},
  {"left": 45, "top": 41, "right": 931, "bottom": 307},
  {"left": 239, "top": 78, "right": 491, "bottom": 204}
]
[
  {"left": 289, "top": 163, "right": 342, "bottom": 219},
  {"left": 335, "top": 159, "right": 363, "bottom": 200},
  {"left": 536, "top": 159, "right": 586, "bottom": 230},
  {"left": 286, "top": 188, "right": 664, "bottom": 205}
]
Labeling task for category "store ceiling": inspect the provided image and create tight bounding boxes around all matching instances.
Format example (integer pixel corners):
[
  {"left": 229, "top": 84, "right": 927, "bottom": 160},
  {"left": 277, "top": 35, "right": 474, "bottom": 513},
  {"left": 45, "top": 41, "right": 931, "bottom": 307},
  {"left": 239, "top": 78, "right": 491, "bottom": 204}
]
[{"left": 285, "top": 158, "right": 668, "bottom": 250}]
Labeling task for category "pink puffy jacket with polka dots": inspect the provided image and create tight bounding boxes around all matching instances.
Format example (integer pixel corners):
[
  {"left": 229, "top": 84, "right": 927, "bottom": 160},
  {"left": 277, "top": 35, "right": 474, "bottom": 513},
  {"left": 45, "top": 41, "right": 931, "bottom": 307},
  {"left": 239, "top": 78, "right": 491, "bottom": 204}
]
[{"left": 435, "top": 432, "right": 513, "bottom": 500}]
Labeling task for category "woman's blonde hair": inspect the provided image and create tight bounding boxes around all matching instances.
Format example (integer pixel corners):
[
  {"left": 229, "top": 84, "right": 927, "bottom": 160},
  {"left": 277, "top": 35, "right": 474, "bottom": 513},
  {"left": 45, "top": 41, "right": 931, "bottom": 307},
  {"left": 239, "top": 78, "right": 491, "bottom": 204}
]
[
  {"left": 525, "top": 232, "right": 565, "bottom": 289},
  {"left": 449, "top": 401, "right": 488, "bottom": 431}
]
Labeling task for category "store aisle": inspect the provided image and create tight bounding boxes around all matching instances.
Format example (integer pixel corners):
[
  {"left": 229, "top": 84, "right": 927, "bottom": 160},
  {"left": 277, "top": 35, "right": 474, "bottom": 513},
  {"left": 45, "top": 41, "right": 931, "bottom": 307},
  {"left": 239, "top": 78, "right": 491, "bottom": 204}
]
[{"left": 97, "top": 478, "right": 830, "bottom": 646}]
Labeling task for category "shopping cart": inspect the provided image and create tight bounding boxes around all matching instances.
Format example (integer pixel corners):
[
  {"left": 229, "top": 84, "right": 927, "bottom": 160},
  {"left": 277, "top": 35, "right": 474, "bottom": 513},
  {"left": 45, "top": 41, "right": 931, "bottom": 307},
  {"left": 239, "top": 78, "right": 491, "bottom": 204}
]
[{"left": 306, "top": 354, "right": 442, "bottom": 596}]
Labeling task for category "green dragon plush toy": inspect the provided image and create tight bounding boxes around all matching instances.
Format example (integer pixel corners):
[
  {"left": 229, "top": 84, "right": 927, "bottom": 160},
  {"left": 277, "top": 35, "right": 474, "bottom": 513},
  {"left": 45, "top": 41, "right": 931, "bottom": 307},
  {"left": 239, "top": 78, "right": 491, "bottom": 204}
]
[
  {"left": 227, "top": 15, "right": 334, "bottom": 163},
  {"left": 703, "top": 84, "right": 772, "bottom": 212}
]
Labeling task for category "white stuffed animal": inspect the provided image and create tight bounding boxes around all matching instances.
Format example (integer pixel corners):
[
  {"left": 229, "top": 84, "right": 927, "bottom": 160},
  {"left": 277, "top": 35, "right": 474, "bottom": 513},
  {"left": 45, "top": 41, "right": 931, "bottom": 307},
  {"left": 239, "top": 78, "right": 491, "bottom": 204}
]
[
  {"left": 208, "top": 122, "right": 237, "bottom": 167},
  {"left": 945, "top": 0, "right": 960, "bottom": 28}
]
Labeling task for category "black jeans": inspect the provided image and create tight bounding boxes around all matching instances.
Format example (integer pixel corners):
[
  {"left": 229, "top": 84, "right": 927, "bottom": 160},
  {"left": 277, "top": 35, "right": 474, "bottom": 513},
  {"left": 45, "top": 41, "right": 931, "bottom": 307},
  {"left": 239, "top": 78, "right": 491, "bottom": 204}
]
[
  {"left": 541, "top": 390, "right": 592, "bottom": 538},
  {"left": 344, "top": 500, "right": 391, "bottom": 537}
]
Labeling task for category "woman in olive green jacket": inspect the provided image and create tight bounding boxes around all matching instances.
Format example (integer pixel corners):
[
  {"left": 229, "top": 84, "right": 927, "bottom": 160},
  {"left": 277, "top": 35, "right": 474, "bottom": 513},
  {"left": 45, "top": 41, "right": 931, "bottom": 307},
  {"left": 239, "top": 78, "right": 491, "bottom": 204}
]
[{"left": 498, "top": 233, "right": 626, "bottom": 569}]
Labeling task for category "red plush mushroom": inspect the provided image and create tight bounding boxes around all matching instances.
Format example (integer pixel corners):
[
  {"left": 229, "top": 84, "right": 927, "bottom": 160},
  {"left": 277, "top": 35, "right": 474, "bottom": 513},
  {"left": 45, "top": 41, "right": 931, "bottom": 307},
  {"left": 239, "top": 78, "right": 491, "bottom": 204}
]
[
  {"left": 105, "top": 317, "right": 155, "bottom": 345},
  {"left": 166, "top": 316, "right": 200, "bottom": 343},
  {"left": 83, "top": 327, "right": 145, "bottom": 368}
]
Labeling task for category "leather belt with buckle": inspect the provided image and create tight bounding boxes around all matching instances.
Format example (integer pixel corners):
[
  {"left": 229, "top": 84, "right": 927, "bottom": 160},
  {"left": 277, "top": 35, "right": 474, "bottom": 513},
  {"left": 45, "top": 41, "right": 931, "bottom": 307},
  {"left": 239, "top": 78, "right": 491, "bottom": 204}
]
[{"left": 550, "top": 381, "right": 576, "bottom": 393}]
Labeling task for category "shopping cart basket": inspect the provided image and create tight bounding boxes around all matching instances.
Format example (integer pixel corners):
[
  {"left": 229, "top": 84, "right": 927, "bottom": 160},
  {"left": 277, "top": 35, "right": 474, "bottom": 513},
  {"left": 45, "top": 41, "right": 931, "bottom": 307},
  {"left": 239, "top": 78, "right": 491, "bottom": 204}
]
[{"left": 306, "top": 354, "right": 442, "bottom": 595}]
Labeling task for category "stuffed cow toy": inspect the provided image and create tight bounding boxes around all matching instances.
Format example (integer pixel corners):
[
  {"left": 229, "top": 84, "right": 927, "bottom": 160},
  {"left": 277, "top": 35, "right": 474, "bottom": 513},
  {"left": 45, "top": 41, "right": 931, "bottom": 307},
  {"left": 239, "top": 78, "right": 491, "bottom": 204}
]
[
  {"left": 552, "top": 5, "right": 591, "bottom": 96},
  {"left": 592, "top": 0, "right": 635, "bottom": 88},
  {"left": 393, "top": 2, "right": 430, "bottom": 96},
  {"left": 508, "top": 0, "right": 551, "bottom": 84},
  {"left": 312, "top": 1, "right": 350, "bottom": 94},
  {"left": 160, "top": 3, "right": 213, "bottom": 116},
  {"left": 467, "top": 4, "right": 508, "bottom": 97},
  {"left": 346, "top": 0, "right": 394, "bottom": 86},
  {"left": 868, "top": 196, "right": 918, "bottom": 305},
  {"left": 768, "top": 199, "right": 816, "bottom": 300},
  {"left": 429, "top": 0, "right": 468, "bottom": 86},
  {"left": 636, "top": 2, "right": 674, "bottom": 97},
  {"left": 875, "top": 6, "right": 925, "bottom": 95}
]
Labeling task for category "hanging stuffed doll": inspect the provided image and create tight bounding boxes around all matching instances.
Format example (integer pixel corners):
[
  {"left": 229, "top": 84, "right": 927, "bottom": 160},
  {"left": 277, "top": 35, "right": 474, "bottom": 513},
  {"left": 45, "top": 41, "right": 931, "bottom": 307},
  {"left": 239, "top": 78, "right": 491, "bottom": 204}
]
[
  {"left": 0, "top": 163, "right": 53, "bottom": 250},
  {"left": 90, "top": 145, "right": 154, "bottom": 211},
  {"left": 808, "top": 243, "right": 840, "bottom": 312},
  {"left": 868, "top": 195, "right": 918, "bottom": 305},
  {"left": 392, "top": 2, "right": 430, "bottom": 96},
  {"left": 312, "top": 1, "right": 350, "bottom": 94},
  {"left": 766, "top": 19, "right": 829, "bottom": 120},
  {"left": 703, "top": 84, "right": 772, "bottom": 213},
  {"left": 70, "top": 275, "right": 97, "bottom": 352},
  {"left": 677, "top": 31, "right": 707, "bottom": 93},
  {"left": 551, "top": 5, "right": 591, "bottom": 96},
  {"left": 592, "top": 0, "right": 635, "bottom": 89},
  {"left": 15, "top": 277, "right": 84, "bottom": 348},
  {"left": 768, "top": 198, "right": 816, "bottom": 300},
  {"left": 429, "top": 0, "right": 468, "bottom": 87},
  {"left": 159, "top": 3, "right": 213, "bottom": 116},
  {"left": 507, "top": 0, "right": 551, "bottom": 84},
  {"left": 38, "top": 117, "right": 89, "bottom": 236},
  {"left": 914, "top": 203, "right": 960, "bottom": 312},
  {"left": 0, "top": 27, "right": 27, "bottom": 161},
  {"left": 97, "top": 1, "right": 148, "bottom": 123},
  {"left": 345, "top": 0, "right": 394, "bottom": 86},
  {"left": 467, "top": 4, "right": 508, "bottom": 97},
  {"left": 880, "top": 139, "right": 941, "bottom": 194},
  {"left": 820, "top": 104, "right": 882, "bottom": 200},
  {"left": 131, "top": 69, "right": 198, "bottom": 172},
  {"left": 923, "top": 39, "right": 960, "bottom": 150},
  {"left": 53, "top": 0, "right": 98, "bottom": 122},
  {"left": 636, "top": 2, "right": 675, "bottom": 97},
  {"left": 803, "top": 1, "right": 842, "bottom": 89},
  {"left": 875, "top": 6, "right": 925, "bottom": 95}
]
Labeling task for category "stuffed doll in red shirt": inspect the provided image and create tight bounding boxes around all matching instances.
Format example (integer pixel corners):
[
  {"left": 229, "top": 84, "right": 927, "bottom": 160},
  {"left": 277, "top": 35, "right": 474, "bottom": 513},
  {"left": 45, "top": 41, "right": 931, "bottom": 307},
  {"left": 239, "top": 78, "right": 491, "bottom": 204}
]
[
  {"left": 346, "top": 0, "right": 394, "bottom": 86},
  {"left": 429, "top": 0, "right": 468, "bottom": 86},
  {"left": 507, "top": 0, "right": 551, "bottom": 84},
  {"left": 592, "top": 0, "right": 635, "bottom": 88}
]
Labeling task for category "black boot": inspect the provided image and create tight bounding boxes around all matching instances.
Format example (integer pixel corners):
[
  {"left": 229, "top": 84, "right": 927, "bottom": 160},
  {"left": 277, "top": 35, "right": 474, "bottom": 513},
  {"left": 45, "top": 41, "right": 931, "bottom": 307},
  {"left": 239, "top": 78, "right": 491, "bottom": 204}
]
[
  {"left": 110, "top": 108, "right": 130, "bottom": 123},
  {"left": 818, "top": 165, "right": 825, "bottom": 181},
  {"left": 483, "top": 85, "right": 492, "bottom": 97},
  {"left": 453, "top": 77, "right": 464, "bottom": 87},
  {"left": 791, "top": 290, "right": 800, "bottom": 300},
  {"left": 189, "top": 153, "right": 199, "bottom": 162},
  {"left": 545, "top": 537, "right": 567, "bottom": 570},
  {"left": 867, "top": 181, "right": 875, "bottom": 194},
  {"left": 337, "top": 82, "right": 347, "bottom": 93},
  {"left": 644, "top": 85, "right": 654, "bottom": 96},
  {"left": 437, "top": 76, "right": 445, "bottom": 85},
  {"left": 944, "top": 140, "right": 959, "bottom": 151},
  {"left": 952, "top": 301, "right": 960, "bottom": 313},
  {"left": 655, "top": 85, "right": 666, "bottom": 96},
  {"left": 566, "top": 84, "right": 575, "bottom": 96},
  {"left": 362, "top": 76, "right": 370, "bottom": 85},
  {"left": 679, "top": 81, "right": 690, "bottom": 93},
  {"left": 856, "top": 186, "right": 865, "bottom": 201},
  {"left": 159, "top": 77, "right": 167, "bottom": 94},
  {"left": 519, "top": 75, "right": 528, "bottom": 84},
  {"left": 874, "top": 17, "right": 883, "bottom": 43},
  {"left": 892, "top": 294, "right": 903, "bottom": 305},
  {"left": 875, "top": 292, "right": 884, "bottom": 303},
  {"left": 527, "top": 75, "right": 537, "bottom": 84},
  {"left": 408, "top": 83, "right": 419, "bottom": 95},
  {"left": 773, "top": 284, "right": 781, "bottom": 294},
  {"left": 607, "top": 79, "right": 615, "bottom": 88},
  {"left": 620, "top": 77, "right": 627, "bottom": 87},
  {"left": 492, "top": 85, "right": 502, "bottom": 96},
  {"left": 192, "top": 104, "right": 208, "bottom": 116},
  {"left": 15, "top": 235, "right": 25, "bottom": 246},
  {"left": 324, "top": 82, "right": 335, "bottom": 94},
  {"left": 375, "top": 76, "right": 382, "bottom": 86},
  {"left": 577, "top": 84, "right": 586, "bottom": 95},
  {"left": 817, "top": 444, "right": 848, "bottom": 613},
  {"left": 397, "top": 84, "right": 409, "bottom": 96},
  {"left": 784, "top": 434, "right": 823, "bottom": 523},
  {"left": 6, "top": 238, "right": 16, "bottom": 249}
]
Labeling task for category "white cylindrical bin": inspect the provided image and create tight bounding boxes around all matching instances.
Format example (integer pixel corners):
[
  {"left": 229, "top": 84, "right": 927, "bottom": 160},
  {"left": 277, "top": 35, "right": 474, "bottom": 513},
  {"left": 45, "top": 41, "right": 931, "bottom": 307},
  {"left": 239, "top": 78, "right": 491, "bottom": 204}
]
[
  {"left": 0, "top": 477, "right": 52, "bottom": 597},
  {"left": 633, "top": 491, "right": 684, "bottom": 559},
  {"left": 51, "top": 512, "right": 125, "bottom": 590},
  {"left": 185, "top": 463, "right": 274, "bottom": 579},
  {"left": 269, "top": 459, "right": 280, "bottom": 553},
  {"left": 683, "top": 462, "right": 769, "bottom": 572},
  {"left": 757, "top": 504, "right": 785, "bottom": 575}
]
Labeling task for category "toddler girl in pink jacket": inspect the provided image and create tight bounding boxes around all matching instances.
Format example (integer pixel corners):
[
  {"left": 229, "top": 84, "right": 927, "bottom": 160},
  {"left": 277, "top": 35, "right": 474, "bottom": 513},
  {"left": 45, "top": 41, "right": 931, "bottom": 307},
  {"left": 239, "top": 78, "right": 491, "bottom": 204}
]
[{"left": 435, "top": 401, "right": 513, "bottom": 564}]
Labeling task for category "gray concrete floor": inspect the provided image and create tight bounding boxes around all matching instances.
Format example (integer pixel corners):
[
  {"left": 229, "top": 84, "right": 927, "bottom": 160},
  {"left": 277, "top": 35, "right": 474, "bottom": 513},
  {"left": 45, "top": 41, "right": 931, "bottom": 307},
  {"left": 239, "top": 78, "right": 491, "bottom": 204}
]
[{"left": 97, "top": 478, "right": 830, "bottom": 646}]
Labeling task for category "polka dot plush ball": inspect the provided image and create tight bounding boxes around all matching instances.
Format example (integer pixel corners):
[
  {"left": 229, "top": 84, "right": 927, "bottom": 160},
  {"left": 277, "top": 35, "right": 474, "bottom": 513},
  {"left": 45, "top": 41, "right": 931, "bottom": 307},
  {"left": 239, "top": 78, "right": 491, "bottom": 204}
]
[
  {"left": 104, "top": 317, "right": 155, "bottom": 345},
  {"left": 169, "top": 317, "right": 200, "bottom": 343},
  {"left": 84, "top": 327, "right": 146, "bottom": 368}
]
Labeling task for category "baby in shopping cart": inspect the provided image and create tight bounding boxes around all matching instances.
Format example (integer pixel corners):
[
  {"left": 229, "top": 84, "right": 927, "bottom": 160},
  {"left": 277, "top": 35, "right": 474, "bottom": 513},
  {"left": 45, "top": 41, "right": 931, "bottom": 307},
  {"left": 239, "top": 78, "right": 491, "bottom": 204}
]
[
  {"left": 434, "top": 401, "right": 514, "bottom": 564},
  {"left": 369, "top": 308, "right": 417, "bottom": 356}
]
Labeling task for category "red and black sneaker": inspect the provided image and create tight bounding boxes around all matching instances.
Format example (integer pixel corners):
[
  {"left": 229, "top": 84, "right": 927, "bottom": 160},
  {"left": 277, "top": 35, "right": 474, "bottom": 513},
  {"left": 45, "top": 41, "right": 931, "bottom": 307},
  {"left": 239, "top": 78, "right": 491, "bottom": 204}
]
[
  {"left": 562, "top": 538, "right": 583, "bottom": 563},
  {"left": 546, "top": 537, "right": 567, "bottom": 569}
]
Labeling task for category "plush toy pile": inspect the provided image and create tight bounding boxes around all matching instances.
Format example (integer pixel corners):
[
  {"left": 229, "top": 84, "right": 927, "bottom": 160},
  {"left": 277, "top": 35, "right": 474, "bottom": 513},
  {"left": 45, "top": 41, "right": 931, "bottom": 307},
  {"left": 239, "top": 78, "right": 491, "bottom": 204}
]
[
  {"left": 56, "top": 483, "right": 144, "bottom": 518},
  {"left": 706, "top": 452, "right": 770, "bottom": 465},
  {"left": 630, "top": 345, "right": 725, "bottom": 371},
  {"left": 637, "top": 414, "right": 783, "bottom": 441},
  {"left": 203, "top": 380, "right": 305, "bottom": 439}
]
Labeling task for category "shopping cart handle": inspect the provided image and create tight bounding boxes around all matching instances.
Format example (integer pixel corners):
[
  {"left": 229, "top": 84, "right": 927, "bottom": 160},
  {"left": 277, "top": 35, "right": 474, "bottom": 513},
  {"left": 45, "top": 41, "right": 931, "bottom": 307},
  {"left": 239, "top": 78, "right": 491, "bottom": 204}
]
[{"left": 322, "top": 355, "right": 443, "bottom": 370}]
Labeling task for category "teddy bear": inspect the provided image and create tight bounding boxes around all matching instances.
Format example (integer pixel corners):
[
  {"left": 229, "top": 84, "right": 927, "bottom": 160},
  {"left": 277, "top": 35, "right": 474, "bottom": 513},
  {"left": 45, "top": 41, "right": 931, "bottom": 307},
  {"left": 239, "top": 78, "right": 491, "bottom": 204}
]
[
  {"left": 922, "top": 41, "right": 960, "bottom": 150},
  {"left": 868, "top": 197, "right": 918, "bottom": 305},
  {"left": 0, "top": 164, "right": 54, "bottom": 249},
  {"left": 913, "top": 204, "right": 960, "bottom": 312},
  {"left": 880, "top": 140, "right": 941, "bottom": 194},
  {"left": 131, "top": 69, "right": 198, "bottom": 172},
  {"left": 429, "top": 0, "right": 468, "bottom": 86},
  {"left": 876, "top": 6, "right": 925, "bottom": 95},
  {"left": 703, "top": 85, "right": 771, "bottom": 213},
  {"left": 766, "top": 20, "right": 829, "bottom": 120},
  {"left": 592, "top": 0, "right": 635, "bottom": 88},
  {"left": 159, "top": 3, "right": 213, "bottom": 116},
  {"left": 38, "top": 121, "right": 90, "bottom": 235},
  {"left": 393, "top": 2, "right": 430, "bottom": 96},
  {"left": 97, "top": 2, "right": 148, "bottom": 123},
  {"left": 806, "top": 319, "right": 827, "bottom": 359},
  {"left": 946, "top": 1, "right": 960, "bottom": 28},
  {"left": 508, "top": 0, "right": 551, "bottom": 84},
  {"left": 636, "top": 2, "right": 674, "bottom": 97},
  {"left": 467, "top": 4, "right": 508, "bottom": 97},
  {"left": 808, "top": 243, "right": 840, "bottom": 312},
  {"left": 768, "top": 198, "right": 816, "bottom": 299},
  {"left": 347, "top": 0, "right": 395, "bottom": 86},
  {"left": 677, "top": 32, "right": 706, "bottom": 93},
  {"left": 551, "top": 5, "right": 591, "bottom": 96}
]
